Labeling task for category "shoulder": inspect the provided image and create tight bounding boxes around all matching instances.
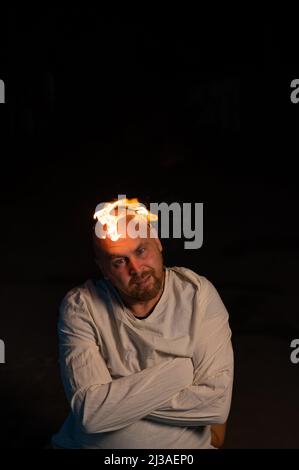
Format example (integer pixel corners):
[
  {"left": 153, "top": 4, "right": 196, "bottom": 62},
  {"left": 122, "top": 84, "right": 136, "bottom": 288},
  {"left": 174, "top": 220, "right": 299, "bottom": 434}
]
[
  {"left": 169, "top": 266, "right": 212, "bottom": 292},
  {"left": 60, "top": 283, "right": 88, "bottom": 315},
  {"left": 58, "top": 278, "right": 112, "bottom": 327},
  {"left": 169, "top": 266, "right": 227, "bottom": 316},
  {"left": 58, "top": 280, "right": 99, "bottom": 324}
]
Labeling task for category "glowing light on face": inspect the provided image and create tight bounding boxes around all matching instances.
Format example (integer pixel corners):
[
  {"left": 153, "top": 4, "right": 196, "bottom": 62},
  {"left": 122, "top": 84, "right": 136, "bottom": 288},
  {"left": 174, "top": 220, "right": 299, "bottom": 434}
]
[{"left": 93, "top": 197, "right": 158, "bottom": 241}]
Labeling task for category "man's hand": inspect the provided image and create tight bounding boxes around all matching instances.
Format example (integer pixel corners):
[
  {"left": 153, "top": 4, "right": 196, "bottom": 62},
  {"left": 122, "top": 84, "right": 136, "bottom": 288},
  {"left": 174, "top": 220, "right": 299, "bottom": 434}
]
[{"left": 210, "top": 422, "right": 227, "bottom": 448}]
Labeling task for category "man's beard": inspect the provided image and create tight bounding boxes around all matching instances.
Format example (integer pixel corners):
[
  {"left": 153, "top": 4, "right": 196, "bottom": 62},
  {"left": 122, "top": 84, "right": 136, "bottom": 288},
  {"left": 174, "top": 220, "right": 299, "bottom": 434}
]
[{"left": 128, "top": 268, "right": 164, "bottom": 301}]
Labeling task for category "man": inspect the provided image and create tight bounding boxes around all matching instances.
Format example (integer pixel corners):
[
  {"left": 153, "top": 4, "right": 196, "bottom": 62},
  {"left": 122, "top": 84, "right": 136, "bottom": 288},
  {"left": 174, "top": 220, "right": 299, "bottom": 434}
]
[{"left": 52, "top": 199, "right": 234, "bottom": 449}]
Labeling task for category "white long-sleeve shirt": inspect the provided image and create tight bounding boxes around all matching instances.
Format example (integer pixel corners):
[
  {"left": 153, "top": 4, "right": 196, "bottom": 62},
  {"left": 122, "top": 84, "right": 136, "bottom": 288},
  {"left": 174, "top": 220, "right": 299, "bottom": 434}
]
[{"left": 52, "top": 266, "right": 234, "bottom": 449}]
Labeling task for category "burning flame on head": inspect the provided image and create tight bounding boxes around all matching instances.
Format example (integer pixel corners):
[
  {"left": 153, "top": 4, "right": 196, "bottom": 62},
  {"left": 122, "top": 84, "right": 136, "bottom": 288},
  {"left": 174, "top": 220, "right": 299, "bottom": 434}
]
[{"left": 93, "top": 197, "right": 158, "bottom": 241}]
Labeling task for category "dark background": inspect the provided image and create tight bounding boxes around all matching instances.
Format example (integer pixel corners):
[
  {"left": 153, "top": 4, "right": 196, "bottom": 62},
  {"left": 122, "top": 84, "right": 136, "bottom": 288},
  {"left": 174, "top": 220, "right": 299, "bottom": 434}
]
[{"left": 0, "top": 10, "right": 298, "bottom": 448}]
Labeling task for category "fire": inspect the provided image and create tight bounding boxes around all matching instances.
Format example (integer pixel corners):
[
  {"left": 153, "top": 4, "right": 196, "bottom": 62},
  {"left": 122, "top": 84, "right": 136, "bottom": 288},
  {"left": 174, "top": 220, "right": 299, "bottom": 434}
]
[{"left": 93, "top": 197, "right": 158, "bottom": 241}]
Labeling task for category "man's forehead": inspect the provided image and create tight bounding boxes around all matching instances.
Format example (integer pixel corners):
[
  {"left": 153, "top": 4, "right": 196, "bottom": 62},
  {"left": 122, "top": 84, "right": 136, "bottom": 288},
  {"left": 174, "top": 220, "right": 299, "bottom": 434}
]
[{"left": 100, "top": 236, "right": 149, "bottom": 256}]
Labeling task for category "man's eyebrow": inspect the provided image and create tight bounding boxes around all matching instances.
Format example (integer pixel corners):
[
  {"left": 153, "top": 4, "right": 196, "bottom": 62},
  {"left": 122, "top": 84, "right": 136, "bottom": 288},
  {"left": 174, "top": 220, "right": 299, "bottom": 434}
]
[
  {"left": 135, "top": 241, "right": 149, "bottom": 251},
  {"left": 108, "top": 242, "right": 149, "bottom": 260},
  {"left": 139, "top": 240, "right": 148, "bottom": 246},
  {"left": 108, "top": 253, "right": 127, "bottom": 260}
]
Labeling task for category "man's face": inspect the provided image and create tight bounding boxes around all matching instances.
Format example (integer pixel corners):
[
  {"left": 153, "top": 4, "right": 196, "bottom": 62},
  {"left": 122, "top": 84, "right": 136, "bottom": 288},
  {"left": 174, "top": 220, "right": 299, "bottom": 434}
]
[{"left": 96, "top": 226, "right": 164, "bottom": 302}]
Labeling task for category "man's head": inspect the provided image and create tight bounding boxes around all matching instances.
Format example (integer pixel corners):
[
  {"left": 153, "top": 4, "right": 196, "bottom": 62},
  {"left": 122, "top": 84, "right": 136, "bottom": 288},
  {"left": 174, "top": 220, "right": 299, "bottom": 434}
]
[{"left": 93, "top": 211, "right": 164, "bottom": 303}]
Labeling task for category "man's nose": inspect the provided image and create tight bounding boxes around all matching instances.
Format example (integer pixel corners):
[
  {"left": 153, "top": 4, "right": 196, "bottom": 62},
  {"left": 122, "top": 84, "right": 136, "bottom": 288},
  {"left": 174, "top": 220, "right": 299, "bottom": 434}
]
[{"left": 128, "top": 257, "right": 143, "bottom": 276}]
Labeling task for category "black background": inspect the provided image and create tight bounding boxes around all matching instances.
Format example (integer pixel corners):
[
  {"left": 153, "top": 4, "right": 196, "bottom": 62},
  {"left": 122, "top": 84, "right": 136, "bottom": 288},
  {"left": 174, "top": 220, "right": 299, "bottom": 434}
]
[{"left": 0, "top": 10, "right": 299, "bottom": 448}]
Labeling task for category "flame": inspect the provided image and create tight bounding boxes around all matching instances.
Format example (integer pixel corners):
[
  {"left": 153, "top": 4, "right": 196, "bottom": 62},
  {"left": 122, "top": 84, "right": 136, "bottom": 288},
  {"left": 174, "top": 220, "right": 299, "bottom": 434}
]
[{"left": 93, "top": 197, "right": 158, "bottom": 241}]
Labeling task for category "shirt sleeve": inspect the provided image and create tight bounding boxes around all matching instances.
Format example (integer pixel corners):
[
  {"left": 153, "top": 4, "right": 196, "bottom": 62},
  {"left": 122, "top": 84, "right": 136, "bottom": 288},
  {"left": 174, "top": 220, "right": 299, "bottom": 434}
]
[
  {"left": 145, "top": 277, "right": 234, "bottom": 426},
  {"left": 58, "top": 288, "right": 194, "bottom": 434}
]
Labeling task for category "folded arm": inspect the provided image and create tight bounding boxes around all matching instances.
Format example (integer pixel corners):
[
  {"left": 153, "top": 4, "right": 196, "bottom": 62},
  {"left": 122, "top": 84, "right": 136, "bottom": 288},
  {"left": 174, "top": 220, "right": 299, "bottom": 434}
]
[
  {"left": 58, "top": 289, "right": 194, "bottom": 434},
  {"left": 145, "top": 278, "right": 234, "bottom": 428}
]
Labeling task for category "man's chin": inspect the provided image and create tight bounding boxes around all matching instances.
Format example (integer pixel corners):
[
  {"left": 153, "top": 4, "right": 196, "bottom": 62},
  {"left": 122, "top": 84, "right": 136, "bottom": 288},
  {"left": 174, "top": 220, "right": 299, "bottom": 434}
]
[
  {"left": 128, "top": 287, "right": 155, "bottom": 302},
  {"left": 129, "top": 279, "right": 162, "bottom": 301}
]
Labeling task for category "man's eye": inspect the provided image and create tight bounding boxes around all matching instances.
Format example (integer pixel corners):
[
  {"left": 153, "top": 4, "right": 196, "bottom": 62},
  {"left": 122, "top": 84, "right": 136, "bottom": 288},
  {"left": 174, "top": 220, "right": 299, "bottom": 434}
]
[
  {"left": 113, "top": 258, "right": 125, "bottom": 267},
  {"left": 137, "top": 247, "right": 146, "bottom": 255}
]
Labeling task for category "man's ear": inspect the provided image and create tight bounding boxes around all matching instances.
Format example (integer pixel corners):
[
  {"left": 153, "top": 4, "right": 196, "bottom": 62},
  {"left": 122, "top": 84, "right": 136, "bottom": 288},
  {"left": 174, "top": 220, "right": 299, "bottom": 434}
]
[{"left": 153, "top": 237, "right": 163, "bottom": 252}]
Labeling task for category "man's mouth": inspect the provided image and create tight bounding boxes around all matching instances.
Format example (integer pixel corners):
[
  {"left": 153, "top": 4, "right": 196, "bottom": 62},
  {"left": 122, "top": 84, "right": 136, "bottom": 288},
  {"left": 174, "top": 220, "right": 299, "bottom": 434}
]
[{"left": 133, "top": 274, "right": 152, "bottom": 287}]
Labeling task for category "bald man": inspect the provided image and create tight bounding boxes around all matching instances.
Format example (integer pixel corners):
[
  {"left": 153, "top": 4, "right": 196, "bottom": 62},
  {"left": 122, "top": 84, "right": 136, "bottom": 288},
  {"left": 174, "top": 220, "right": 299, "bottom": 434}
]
[{"left": 52, "top": 210, "right": 233, "bottom": 449}]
